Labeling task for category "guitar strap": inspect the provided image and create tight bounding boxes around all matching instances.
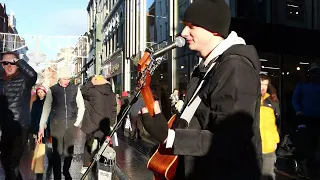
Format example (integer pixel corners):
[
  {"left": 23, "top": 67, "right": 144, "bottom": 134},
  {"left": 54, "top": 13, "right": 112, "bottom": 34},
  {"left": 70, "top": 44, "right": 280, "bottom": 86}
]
[{"left": 180, "top": 56, "right": 220, "bottom": 125}]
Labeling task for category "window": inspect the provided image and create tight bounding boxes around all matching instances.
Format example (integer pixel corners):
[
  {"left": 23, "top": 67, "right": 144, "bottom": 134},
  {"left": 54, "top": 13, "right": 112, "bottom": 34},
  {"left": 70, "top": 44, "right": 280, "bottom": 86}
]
[
  {"left": 159, "top": 25, "right": 162, "bottom": 41},
  {"left": 159, "top": 1, "right": 162, "bottom": 15},
  {"left": 113, "top": 34, "right": 116, "bottom": 52},
  {"left": 165, "top": 22, "right": 168, "bottom": 40}
]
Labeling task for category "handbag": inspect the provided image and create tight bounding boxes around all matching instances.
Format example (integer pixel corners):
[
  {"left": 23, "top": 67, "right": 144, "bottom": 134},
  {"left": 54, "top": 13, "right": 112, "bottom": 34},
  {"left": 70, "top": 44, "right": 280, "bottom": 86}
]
[{"left": 31, "top": 138, "right": 45, "bottom": 173}]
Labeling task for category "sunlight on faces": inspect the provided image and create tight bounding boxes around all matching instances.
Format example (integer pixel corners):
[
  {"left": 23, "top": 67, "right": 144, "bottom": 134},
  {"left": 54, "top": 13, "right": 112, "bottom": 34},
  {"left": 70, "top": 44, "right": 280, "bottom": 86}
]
[
  {"left": 2, "top": 54, "right": 18, "bottom": 76},
  {"left": 59, "top": 78, "right": 71, "bottom": 88},
  {"left": 37, "top": 89, "right": 46, "bottom": 99},
  {"left": 261, "top": 79, "right": 269, "bottom": 96},
  {"left": 181, "top": 22, "right": 216, "bottom": 53}
]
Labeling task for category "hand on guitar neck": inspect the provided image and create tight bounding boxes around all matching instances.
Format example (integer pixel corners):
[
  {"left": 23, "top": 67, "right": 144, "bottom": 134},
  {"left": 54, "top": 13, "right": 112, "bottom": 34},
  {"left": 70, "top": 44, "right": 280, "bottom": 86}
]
[
  {"left": 140, "top": 100, "right": 162, "bottom": 115},
  {"left": 139, "top": 101, "right": 169, "bottom": 144}
]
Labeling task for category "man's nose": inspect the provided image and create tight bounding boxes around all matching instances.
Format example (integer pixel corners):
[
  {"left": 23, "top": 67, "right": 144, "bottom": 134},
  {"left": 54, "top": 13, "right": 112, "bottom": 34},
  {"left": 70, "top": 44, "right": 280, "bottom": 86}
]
[{"left": 181, "top": 26, "right": 189, "bottom": 38}]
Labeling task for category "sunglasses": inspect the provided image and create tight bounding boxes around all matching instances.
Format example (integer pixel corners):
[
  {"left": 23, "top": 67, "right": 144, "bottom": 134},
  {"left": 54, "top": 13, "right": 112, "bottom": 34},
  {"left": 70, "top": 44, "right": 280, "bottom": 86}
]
[{"left": 2, "top": 62, "right": 16, "bottom": 66}]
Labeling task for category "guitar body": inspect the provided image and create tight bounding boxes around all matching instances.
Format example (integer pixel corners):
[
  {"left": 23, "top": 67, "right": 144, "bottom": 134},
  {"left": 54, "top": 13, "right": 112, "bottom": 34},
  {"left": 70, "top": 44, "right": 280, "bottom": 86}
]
[{"left": 147, "top": 115, "right": 178, "bottom": 180}]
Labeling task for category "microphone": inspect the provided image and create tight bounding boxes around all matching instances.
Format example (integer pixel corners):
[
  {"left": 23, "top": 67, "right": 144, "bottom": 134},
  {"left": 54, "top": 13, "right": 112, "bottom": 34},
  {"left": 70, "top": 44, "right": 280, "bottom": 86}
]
[
  {"left": 131, "top": 36, "right": 186, "bottom": 65},
  {"left": 153, "top": 36, "right": 186, "bottom": 58}
]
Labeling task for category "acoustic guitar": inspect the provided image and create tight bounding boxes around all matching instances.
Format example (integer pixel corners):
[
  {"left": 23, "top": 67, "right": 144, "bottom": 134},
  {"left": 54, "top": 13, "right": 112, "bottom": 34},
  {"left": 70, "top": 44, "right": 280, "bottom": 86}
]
[{"left": 136, "top": 51, "right": 179, "bottom": 180}]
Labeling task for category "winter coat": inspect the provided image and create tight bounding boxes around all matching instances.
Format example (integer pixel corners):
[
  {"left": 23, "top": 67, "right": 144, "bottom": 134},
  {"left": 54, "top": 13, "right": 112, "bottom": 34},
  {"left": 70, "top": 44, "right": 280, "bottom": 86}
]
[
  {"left": 260, "top": 93, "right": 280, "bottom": 154},
  {"left": 80, "top": 81, "right": 117, "bottom": 136},
  {"left": 172, "top": 43, "right": 262, "bottom": 179},
  {"left": 0, "top": 60, "right": 37, "bottom": 127}
]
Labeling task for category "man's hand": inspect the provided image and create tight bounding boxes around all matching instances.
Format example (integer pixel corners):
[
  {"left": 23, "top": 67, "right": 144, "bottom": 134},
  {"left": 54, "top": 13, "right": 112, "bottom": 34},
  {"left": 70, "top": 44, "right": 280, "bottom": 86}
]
[
  {"left": 0, "top": 58, "right": 18, "bottom": 63},
  {"left": 141, "top": 101, "right": 162, "bottom": 114},
  {"left": 38, "top": 128, "right": 45, "bottom": 140},
  {"left": 74, "top": 121, "right": 81, "bottom": 128}
]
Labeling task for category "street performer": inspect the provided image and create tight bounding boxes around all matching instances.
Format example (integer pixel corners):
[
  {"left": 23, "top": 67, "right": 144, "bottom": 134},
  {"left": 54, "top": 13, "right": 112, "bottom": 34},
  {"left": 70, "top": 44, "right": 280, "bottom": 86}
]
[{"left": 140, "top": 0, "right": 262, "bottom": 179}]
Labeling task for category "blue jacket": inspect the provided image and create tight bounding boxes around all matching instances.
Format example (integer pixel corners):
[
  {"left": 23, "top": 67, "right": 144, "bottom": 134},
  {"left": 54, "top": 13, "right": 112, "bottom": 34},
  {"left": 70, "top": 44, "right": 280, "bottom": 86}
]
[{"left": 292, "top": 82, "right": 320, "bottom": 117}]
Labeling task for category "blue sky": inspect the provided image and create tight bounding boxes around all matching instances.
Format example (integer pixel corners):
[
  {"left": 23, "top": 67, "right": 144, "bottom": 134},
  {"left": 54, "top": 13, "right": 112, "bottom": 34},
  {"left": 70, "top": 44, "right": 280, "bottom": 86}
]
[
  {"left": 3, "top": 0, "right": 153, "bottom": 36},
  {"left": 2, "top": 0, "right": 88, "bottom": 36},
  {"left": 147, "top": 0, "right": 154, "bottom": 9},
  {"left": 1, "top": 0, "right": 154, "bottom": 60},
  {"left": 1, "top": 0, "right": 88, "bottom": 60}
]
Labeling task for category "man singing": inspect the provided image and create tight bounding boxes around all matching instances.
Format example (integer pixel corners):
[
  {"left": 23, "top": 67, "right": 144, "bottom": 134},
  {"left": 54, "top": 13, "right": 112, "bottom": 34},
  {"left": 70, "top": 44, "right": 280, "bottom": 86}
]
[{"left": 140, "top": 0, "right": 262, "bottom": 179}]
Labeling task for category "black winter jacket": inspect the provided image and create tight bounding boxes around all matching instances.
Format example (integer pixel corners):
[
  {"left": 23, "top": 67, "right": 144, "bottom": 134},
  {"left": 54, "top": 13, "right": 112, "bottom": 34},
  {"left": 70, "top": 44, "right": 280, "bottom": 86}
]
[
  {"left": 0, "top": 60, "right": 37, "bottom": 127},
  {"left": 172, "top": 45, "right": 262, "bottom": 179},
  {"left": 50, "top": 83, "right": 78, "bottom": 121},
  {"left": 80, "top": 81, "right": 117, "bottom": 136}
]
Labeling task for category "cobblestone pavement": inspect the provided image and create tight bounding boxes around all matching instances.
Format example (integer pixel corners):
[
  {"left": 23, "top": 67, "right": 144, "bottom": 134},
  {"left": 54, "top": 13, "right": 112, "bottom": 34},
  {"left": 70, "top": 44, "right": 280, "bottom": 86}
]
[{"left": 0, "top": 128, "right": 299, "bottom": 180}]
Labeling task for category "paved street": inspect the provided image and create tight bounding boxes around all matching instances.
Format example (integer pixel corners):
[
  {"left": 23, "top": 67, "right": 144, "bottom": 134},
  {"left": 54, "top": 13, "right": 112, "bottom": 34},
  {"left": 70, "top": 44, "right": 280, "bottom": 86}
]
[
  {"left": 0, "top": 129, "right": 152, "bottom": 180},
  {"left": 0, "top": 128, "right": 303, "bottom": 180}
]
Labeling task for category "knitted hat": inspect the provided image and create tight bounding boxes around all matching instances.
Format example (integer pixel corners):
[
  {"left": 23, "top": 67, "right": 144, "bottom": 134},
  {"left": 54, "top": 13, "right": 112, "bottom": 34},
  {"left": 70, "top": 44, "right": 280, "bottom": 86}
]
[
  {"left": 182, "top": 0, "right": 231, "bottom": 38},
  {"left": 58, "top": 66, "right": 72, "bottom": 79},
  {"left": 36, "top": 86, "right": 47, "bottom": 94},
  {"left": 121, "top": 91, "right": 129, "bottom": 97}
]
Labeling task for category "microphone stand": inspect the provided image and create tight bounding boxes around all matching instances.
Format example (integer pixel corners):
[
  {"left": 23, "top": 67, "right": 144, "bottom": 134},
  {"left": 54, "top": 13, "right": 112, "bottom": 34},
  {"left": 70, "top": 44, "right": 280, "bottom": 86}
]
[
  {"left": 80, "top": 46, "right": 170, "bottom": 179},
  {"left": 80, "top": 90, "right": 141, "bottom": 180}
]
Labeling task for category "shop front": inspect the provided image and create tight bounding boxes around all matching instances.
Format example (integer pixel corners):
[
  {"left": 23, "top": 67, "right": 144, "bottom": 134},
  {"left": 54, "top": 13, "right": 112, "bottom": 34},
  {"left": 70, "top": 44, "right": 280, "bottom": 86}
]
[
  {"left": 101, "top": 51, "right": 123, "bottom": 94},
  {"left": 230, "top": 18, "right": 320, "bottom": 135}
]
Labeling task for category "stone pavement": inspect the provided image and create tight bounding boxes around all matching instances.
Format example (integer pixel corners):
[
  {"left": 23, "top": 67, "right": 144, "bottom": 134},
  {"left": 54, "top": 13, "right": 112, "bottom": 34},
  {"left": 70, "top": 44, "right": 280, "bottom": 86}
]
[
  {"left": 0, "top": 129, "right": 152, "bottom": 180},
  {"left": 0, "top": 127, "right": 300, "bottom": 180}
]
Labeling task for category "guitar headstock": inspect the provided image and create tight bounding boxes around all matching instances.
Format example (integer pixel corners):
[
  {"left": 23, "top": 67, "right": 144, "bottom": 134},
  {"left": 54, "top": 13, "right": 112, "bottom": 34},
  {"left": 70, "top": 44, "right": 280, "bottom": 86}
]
[{"left": 136, "top": 51, "right": 155, "bottom": 116}]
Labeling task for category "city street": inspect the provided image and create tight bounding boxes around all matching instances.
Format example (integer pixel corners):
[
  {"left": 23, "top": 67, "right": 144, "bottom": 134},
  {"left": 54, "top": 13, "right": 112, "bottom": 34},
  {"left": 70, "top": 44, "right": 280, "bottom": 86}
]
[
  {"left": 0, "top": 129, "right": 154, "bottom": 180},
  {"left": 0, "top": 128, "right": 300, "bottom": 180}
]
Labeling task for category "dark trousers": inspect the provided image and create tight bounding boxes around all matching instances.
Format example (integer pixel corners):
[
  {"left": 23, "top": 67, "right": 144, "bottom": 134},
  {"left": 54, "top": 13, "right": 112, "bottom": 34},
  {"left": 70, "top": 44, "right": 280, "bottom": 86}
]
[
  {"left": 49, "top": 120, "right": 77, "bottom": 180},
  {"left": 0, "top": 122, "right": 29, "bottom": 180},
  {"left": 130, "top": 115, "right": 143, "bottom": 139},
  {"left": 83, "top": 131, "right": 111, "bottom": 179},
  {"left": 83, "top": 131, "right": 106, "bottom": 167},
  {"left": 294, "top": 116, "right": 320, "bottom": 177}
]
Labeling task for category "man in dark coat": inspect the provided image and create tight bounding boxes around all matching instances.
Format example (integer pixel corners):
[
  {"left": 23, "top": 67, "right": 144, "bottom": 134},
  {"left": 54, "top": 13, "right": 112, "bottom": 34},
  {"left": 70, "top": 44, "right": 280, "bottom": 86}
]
[
  {"left": 0, "top": 51, "right": 37, "bottom": 179},
  {"left": 80, "top": 75, "right": 117, "bottom": 175},
  {"left": 140, "top": 0, "right": 262, "bottom": 179}
]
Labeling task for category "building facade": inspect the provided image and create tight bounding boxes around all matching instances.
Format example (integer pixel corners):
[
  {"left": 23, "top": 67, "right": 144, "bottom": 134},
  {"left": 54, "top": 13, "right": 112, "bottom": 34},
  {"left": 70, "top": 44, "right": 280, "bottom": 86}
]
[
  {"left": 147, "top": 2, "right": 156, "bottom": 45},
  {"left": 73, "top": 33, "right": 88, "bottom": 85},
  {"left": 0, "top": 3, "right": 8, "bottom": 33},
  {"left": 86, "top": 0, "right": 97, "bottom": 80},
  {"left": 86, "top": 0, "right": 320, "bottom": 121},
  {"left": 100, "top": 0, "right": 125, "bottom": 94}
]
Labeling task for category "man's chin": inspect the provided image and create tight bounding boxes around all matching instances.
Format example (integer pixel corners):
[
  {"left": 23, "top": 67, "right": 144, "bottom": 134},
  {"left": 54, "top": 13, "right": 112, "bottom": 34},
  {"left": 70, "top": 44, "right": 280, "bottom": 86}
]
[
  {"left": 5, "top": 71, "right": 15, "bottom": 76},
  {"left": 188, "top": 44, "right": 196, "bottom": 51}
]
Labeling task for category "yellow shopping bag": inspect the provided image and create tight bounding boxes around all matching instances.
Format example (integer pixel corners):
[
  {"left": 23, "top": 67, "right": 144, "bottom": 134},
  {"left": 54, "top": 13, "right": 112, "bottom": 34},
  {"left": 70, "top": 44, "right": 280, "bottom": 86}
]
[{"left": 31, "top": 139, "right": 45, "bottom": 173}]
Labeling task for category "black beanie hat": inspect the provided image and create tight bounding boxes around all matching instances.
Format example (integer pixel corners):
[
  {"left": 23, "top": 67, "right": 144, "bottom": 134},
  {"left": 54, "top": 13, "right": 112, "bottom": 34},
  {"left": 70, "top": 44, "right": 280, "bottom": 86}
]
[{"left": 182, "top": 0, "right": 231, "bottom": 38}]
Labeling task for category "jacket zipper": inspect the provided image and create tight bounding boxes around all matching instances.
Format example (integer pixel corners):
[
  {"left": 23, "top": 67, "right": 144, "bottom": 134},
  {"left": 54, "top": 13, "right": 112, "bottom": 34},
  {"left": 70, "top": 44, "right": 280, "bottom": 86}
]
[{"left": 64, "top": 88, "right": 68, "bottom": 126}]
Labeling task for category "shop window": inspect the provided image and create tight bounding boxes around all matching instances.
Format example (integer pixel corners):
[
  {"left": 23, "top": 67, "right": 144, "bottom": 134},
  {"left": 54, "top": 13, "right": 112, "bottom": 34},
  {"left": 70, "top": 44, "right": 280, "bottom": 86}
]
[
  {"left": 281, "top": 54, "right": 319, "bottom": 134},
  {"left": 258, "top": 52, "right": 281, "bottom": 93}
]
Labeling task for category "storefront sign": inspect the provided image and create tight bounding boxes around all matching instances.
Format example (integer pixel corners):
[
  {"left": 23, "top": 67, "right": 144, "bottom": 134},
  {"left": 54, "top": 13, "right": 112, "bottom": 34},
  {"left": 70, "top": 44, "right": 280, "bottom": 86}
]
[
  {"left": 102, "top": 52, "right": 123, "bottom": 77},
  {"left": 111, "top": 63, "right": 120, "bottom": 74}
]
